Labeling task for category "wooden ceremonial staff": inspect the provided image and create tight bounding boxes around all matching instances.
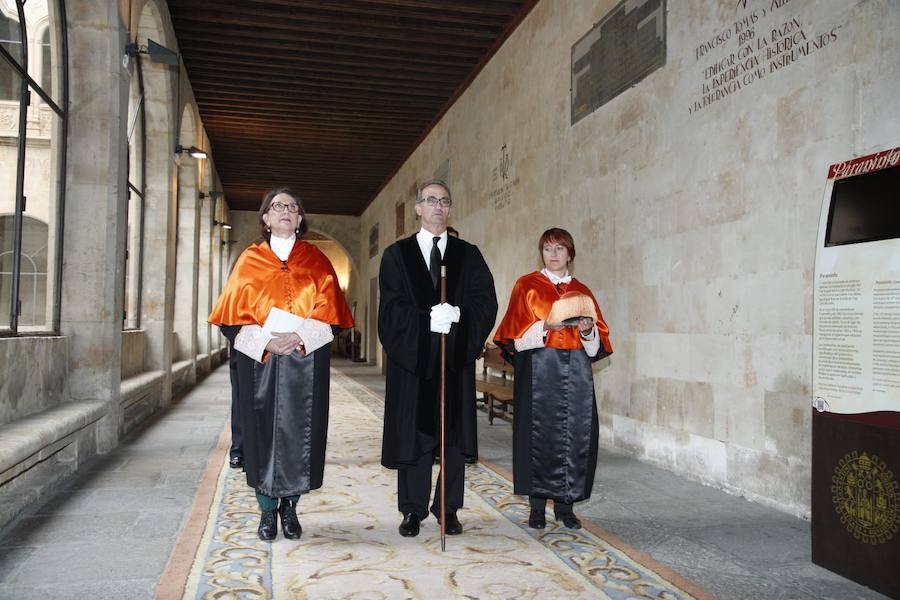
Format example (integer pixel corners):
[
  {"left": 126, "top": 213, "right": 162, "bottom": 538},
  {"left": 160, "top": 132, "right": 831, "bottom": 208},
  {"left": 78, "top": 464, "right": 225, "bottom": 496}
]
[{"left": 439, "top": 264, "right": 447, "bottom": 552}]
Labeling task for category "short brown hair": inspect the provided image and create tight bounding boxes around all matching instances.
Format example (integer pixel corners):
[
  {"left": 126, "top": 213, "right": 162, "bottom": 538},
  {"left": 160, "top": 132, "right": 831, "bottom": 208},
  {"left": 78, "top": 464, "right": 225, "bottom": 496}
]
[
  {"left": 258, "top": 187, "right": 308, "bottom": 239},
  {"left": 538, "top": 227, "right": 575, "bottom": 260}
]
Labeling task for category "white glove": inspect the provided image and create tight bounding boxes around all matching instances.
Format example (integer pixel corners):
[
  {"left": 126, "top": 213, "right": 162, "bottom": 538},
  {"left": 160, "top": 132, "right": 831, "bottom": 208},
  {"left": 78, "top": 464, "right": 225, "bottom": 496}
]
[
  {"left": 431, "top": 303, "right": 460, "bottom": 324},
  {"left": 430, "top": 319, "right": 451, "bottom": 334},
  {"left": 429, "top": 303, "right": 459, "bottom": 334}
]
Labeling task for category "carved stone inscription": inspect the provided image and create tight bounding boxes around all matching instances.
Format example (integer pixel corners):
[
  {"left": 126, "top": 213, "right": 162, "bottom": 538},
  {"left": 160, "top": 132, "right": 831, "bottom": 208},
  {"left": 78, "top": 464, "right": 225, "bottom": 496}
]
[
  {"left": 689, "top": 0, "right": 840, "bottom": 115},
  {"left": 488, "top": 143, "right": 519, "bottom": 210}
]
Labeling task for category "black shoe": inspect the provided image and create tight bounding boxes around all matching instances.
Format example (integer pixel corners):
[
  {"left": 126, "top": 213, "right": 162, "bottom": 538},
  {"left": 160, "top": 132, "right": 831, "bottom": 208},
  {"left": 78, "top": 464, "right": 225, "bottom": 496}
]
[
  {"left": 258, "top": 509, "right": 278, "bottom": 541},
  {"left": 434, "top": 511, "right": 463, "bottom": 535},
  {"left": 229, "top": 455, "right": 243, "bottom": 469},
  {"left": 279, "top": 498, "right": 302, "bottom": 540},
  {"left": 464, "top": 455, "right": 477, "bottom": 465},
  {"left": 399, "top": 513, "right": 421, "bottom": 537},
  {"left": 528, "top": 509, "right": 546, "bottom": 529},
  {"left": 555, "top": 511, "right": 582, "bottom": 530}
]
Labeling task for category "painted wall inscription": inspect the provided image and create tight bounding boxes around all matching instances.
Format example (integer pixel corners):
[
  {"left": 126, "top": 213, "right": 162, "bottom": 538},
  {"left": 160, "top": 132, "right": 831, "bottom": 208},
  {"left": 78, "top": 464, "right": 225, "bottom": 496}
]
[
  {"left": 488, "top": 143, "right": 520, "bottom": 210},
  {"left": 689, "top": 0, "right": 840, "bottom": 115}
]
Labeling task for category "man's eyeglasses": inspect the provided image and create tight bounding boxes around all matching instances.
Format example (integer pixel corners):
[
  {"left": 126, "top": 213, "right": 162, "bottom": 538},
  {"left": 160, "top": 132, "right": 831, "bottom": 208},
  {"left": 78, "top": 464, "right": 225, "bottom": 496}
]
[
  {"left": 270, "top": 201, "right": 300, "bottom": 213},
  {"left": 420, "top": 196, "right": 452, "bottom": 207}
]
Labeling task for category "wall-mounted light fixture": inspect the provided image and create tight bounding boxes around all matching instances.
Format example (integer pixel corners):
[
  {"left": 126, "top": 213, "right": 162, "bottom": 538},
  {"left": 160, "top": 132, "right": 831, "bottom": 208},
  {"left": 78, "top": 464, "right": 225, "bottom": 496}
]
[
  {"left": 125, "top": 38, "right": 179, "bottom": 66},
  {"left": 199, "top": 190, "right": 223, "bottom": 200},
  {"left": 213, "top": 219, "right": 233, "bottom": 230},
  {"left": 221, "top": 239, "right": 238, "bottom": 246},
  {"left": 175, "top": 145, "right": 208, "bottom": 159}
]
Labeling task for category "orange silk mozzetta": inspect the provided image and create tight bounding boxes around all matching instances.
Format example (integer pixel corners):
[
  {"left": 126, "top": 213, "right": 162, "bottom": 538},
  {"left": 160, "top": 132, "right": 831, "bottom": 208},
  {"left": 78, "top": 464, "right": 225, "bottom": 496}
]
[
  {"left": 494, "top": 271, "right": 612, "bottom": 353},
  {"left": 208, "top": 239, "right": 354, "bottom": 329}
]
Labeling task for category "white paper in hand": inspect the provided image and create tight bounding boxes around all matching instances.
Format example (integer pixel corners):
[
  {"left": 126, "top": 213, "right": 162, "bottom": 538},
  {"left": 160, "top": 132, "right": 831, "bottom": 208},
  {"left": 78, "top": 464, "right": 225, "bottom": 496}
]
[{"left": 261, "top": 307, "right": 305, "bottom": 338}]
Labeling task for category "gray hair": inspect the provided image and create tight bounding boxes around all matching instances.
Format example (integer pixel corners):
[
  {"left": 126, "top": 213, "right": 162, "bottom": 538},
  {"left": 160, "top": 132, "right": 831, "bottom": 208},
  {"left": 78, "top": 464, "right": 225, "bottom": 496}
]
[{"left": 415, "top": 179, "right": 451, "bottom": 204}]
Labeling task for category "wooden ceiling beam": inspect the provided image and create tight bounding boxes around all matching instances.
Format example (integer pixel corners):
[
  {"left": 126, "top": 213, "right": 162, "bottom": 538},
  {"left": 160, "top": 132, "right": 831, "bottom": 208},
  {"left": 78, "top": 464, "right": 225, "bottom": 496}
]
[
  {"left": 229, "top": 0, "right": 512, "bottom": 27},
  {"left": 192, "top": 90, "right": 442, "bottom": 116},
  {"left": 187, "top": 72, "right": 452, "bottom": 99},
  {"left": 169, "top": 11, "right": 495, "bottom": 48},
  {"left": 171, "top": 28, "right": 482, "bottom": 65},
  {"left": 169, "top": 21, "right": 486, "bottom": 59},
  {"left": 191, "top": 83, "right": 444, "bottom": 107},
  {"left": 202, "top": 116, "right": 421, "bottom": 137},
  {"left": 167, "top": 1, "right": 504, "bottom": 38},
  {"left": 183, "top": 56, "right": 463, "bottom": 87},
  {"left": 178, "top": 43, "right": 470, "bottom": 78},
  {"left": 197, "top": 104, "right": 431, "bottom": 128}
]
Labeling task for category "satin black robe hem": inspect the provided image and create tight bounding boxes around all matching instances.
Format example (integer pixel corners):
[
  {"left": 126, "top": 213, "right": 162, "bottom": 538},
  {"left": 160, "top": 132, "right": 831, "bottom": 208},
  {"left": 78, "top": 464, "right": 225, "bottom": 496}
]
[
  {"left": 510, "top": 346, "right": 599, "bottom": 505},
  {"left": 223, "top": 325, "right": 331, "bottom": 498}
]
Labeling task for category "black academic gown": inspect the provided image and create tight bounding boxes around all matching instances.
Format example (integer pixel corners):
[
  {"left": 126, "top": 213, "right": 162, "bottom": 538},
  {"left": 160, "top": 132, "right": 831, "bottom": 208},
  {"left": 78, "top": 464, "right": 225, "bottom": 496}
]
[
  {"left": 511, "top": 348, "right": 601, "bottom": 504},
  {"left": 379, "top": 234, "right": 498, "bottom": 468},
  {"left": 221, "top": 327, "right": 332, "bottom": 498}
]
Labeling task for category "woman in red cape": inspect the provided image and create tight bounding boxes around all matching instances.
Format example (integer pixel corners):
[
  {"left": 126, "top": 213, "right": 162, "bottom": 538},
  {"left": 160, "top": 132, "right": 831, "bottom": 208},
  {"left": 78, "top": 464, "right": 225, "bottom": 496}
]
[
  {"left": 494, "top": 228, "right": 612, "bottom": 530},
  {"left": 209, "top": 187, "right": 353, "bottom": 541}
]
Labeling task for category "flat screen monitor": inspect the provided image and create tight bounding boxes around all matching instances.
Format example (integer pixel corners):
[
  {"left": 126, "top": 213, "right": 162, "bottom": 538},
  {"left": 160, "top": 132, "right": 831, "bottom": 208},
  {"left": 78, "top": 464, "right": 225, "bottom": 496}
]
[{"left": 825, "top": 164, "right": 900, "bottom": 247}]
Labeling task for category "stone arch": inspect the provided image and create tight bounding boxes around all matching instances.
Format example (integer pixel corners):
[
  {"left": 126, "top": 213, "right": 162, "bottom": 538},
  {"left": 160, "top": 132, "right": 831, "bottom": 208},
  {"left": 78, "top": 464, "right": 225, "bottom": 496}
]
[
  {"left": 132, "top": 0, "right": 177, "bottom": 374},
  {"left": 305, "top": 228, "right": 360, "bottom": 331}
]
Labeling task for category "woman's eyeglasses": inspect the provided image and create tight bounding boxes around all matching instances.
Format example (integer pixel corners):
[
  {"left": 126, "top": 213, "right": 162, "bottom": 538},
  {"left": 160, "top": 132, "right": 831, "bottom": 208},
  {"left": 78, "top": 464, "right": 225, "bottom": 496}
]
[{"left": 270, "top": 201, "right": 300, "bottom": 213}]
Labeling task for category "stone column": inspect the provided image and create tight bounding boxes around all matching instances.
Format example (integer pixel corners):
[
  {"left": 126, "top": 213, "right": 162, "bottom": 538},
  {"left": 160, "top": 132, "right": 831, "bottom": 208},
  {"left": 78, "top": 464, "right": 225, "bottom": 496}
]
[
  {"left": 195, "top": 191, "right": 212, "bottom": 373},
  {"left": 62, "top": 2, "right": 129, "bottom": 451}
]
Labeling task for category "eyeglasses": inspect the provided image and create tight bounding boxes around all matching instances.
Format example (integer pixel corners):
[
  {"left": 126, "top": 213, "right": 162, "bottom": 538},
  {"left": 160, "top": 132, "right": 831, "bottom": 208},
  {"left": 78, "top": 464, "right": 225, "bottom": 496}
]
[
  {"left": 270, "top": 201, "right": 299, "bottom": 213},
  {"left": 420, "top": 196, "right": 452, "bottom": 207}
]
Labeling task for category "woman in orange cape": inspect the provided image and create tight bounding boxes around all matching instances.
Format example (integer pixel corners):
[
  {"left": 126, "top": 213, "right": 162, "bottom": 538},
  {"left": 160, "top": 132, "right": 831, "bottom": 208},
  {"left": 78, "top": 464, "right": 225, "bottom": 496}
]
[
  {"left": 494, "top": 228, "right": 612, "bottom": 530},
  {"left": 209, "top": 187, "right": 353, "bottom": 541}
]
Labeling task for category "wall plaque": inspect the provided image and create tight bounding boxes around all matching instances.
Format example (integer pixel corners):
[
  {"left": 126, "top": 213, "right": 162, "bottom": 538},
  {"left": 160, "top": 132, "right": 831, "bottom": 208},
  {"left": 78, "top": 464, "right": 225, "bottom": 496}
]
[
  {"left": 571, "top": 0, "right": 666, "bottom": 124},
  {"left": 368, "top": 223, "right": 379, "bottom": 258}
]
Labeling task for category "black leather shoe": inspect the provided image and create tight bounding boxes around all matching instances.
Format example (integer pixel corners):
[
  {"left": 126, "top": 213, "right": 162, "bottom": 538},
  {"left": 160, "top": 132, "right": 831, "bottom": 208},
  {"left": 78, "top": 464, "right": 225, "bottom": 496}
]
[
  {"left": 555, "top": 511, "right": 582, "bottom": 530},
  {"left": 399, "top": 513, "right": 421, "bottom": 537},
  {"left": 435, "top": 512, "right": 463, "bottom": 535},
  {"left": 279, "top": 499, "right": 302, "bottom": 540},
  {"left": 258, "top": 509, "right": 278, "bottom": 541},
  {"left": 229, "top": 455, "right": 243, "bottom": 469},
  {"left": 528, "top": 509, "right": 546, "bottom": 529},
  {"left": 464, "top": 455, "right": 477, "bottom": 465}
]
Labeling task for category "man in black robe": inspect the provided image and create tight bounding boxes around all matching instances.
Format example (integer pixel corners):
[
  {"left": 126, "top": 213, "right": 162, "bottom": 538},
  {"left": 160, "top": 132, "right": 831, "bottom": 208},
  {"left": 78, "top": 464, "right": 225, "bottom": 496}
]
[{"left": 379, "top": 180, "right": 497, "bottom": 538}]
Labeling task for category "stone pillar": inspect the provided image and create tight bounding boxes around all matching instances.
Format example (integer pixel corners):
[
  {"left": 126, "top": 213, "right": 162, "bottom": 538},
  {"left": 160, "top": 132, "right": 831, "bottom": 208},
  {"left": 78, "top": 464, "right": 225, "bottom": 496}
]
[
  {"left": 195, "top": 192, "right": 212, "bottom": 372},
  {"left": 138, "top": 61, "right": 177, "bottom": 407},
  {"left": 62, "top": 1, "right": 129, "bottom": 451},
  {"left": 172, "top": 157, "right": 198, "bottom": 386}
]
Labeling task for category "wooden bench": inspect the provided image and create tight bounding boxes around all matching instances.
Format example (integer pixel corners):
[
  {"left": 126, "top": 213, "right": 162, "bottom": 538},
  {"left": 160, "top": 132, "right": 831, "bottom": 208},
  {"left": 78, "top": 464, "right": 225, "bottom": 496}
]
[{"left": 475, "top": 344, "right": 514, "bottom": 424}]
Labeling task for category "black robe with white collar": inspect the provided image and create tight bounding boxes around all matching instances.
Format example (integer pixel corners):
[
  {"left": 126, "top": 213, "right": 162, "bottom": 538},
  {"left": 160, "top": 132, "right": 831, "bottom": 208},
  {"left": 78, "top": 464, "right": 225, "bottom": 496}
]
[{"left": 378, "top": 233, "right": 497, "bottom": 468}]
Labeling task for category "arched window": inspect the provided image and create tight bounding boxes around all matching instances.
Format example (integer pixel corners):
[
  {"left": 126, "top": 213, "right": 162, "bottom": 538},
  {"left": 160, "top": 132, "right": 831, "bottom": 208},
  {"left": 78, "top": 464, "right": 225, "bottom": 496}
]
[
  {"left": 0, "top": 1, "right": 68, "bottom": 333},
  {"left": 40, "top": 27, "right": 50, "bottom": 95},
  {"left": 124, "top": 55, "right": 145, "bottom": 329},
  {"left": 0, "top": 12, "right": 22, "bottom": 101},
  {"left": 0, "top": 215, "right": 47, "bottom": 326}
]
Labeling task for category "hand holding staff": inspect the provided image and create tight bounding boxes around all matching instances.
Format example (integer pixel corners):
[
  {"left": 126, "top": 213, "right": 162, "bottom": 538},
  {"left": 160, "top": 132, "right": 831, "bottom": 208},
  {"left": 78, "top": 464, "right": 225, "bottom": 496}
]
[{"left": 439, "top": 264, "right": 447, "bottom": 552}]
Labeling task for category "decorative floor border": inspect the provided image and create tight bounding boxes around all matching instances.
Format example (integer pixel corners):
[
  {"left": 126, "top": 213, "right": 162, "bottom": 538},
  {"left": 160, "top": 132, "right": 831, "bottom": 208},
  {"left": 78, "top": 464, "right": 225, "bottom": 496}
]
[
  {"left": 331, "top": 369, "right": 715, "bottom": 600},
  {"left": 161, "top": 368, "right": 714, "bottom": 600}
]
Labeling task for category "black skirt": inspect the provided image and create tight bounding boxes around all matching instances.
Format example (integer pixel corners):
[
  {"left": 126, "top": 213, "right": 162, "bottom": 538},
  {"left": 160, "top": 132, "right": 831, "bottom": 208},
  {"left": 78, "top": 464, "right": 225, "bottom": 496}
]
[
  {"left": 512, "top": 347, "right": 599, "bottom": 504},
  {"left": 234, "top": 346, "right": 331, "bottom": 498}
]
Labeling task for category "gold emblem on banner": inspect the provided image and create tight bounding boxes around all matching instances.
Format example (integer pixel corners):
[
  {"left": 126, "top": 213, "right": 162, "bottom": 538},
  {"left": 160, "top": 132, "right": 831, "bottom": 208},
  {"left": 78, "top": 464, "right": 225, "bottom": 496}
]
[{"left": 831, "top": 451, "right": 899, "bottom": 545}]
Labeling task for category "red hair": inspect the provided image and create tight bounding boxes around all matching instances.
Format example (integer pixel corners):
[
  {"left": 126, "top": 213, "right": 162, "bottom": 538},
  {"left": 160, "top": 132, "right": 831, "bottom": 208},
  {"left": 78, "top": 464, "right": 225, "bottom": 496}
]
[{"left": 538, "top": 227, "right": 575, "bottom": 260}]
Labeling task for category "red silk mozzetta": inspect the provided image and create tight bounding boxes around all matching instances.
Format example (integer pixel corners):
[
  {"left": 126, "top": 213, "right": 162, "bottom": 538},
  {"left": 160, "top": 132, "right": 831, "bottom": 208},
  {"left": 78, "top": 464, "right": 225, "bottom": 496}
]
[
  {"left": 494, "top": 271, "right": 612, "bottom": 353},
  {"left": 208, "top": 239, "right": 354, "bottom": 329}
]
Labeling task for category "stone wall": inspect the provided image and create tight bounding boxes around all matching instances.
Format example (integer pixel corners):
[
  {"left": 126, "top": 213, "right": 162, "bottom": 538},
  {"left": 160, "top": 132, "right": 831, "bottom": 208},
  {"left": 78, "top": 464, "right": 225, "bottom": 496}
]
[
  {"left": 356, "top": 0, "right": 900, "bottom": 515},
  {"left": 0, "top": 336, "right": 68, "bottom": 426}
]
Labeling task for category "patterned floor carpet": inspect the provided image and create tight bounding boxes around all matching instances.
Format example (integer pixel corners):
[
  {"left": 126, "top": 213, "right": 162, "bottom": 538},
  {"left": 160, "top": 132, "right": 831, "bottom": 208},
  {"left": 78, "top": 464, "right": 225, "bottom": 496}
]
[{"left": 172, "top": 371, "right": 710, "bottom": 600}]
